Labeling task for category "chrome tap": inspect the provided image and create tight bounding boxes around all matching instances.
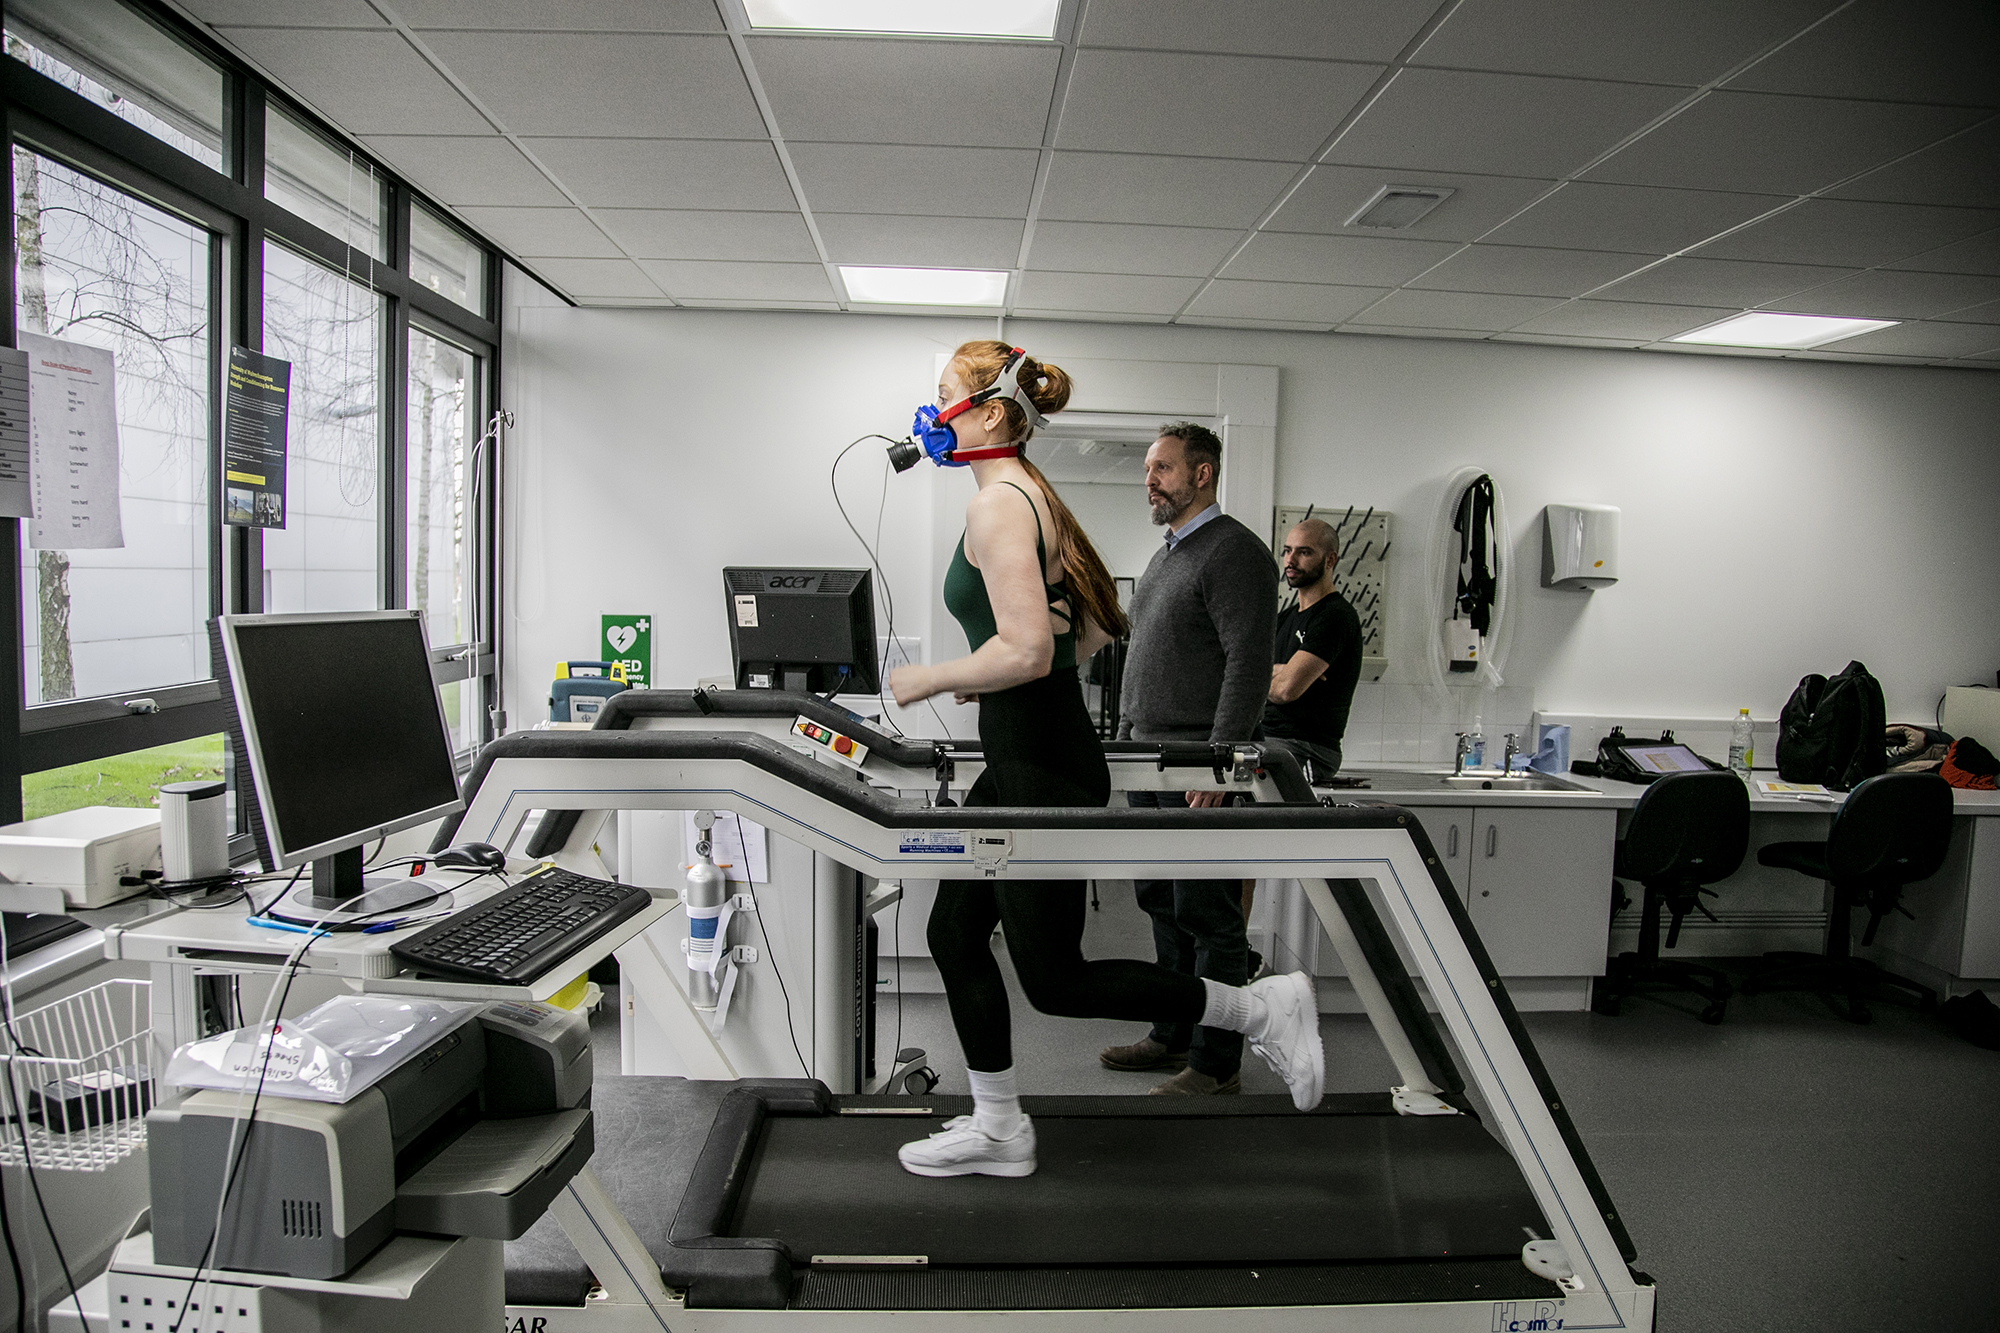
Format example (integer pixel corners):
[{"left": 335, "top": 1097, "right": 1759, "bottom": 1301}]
[
  {"left": 1454, "top": 732, "right": 1473, "bottom": 776},
  {"left": 1502, "top": 733, "right": 1519, "bottom": 775}
]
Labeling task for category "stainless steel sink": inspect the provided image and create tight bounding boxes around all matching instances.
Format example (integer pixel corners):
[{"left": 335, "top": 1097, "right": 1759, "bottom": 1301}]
[{"left": 1430, "top": 772, "right": 1588, "bottom": 792}]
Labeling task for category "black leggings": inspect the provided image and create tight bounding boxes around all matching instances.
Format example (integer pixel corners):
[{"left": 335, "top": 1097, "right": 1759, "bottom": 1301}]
[{"left": 928, "top": 675, "right": 1206, "bottom": 1073}]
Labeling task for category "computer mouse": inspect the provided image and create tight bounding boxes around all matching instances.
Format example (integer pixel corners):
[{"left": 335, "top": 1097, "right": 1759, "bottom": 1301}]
[{"left": 433, "top": 841, "right": 506, "bottom": 871}]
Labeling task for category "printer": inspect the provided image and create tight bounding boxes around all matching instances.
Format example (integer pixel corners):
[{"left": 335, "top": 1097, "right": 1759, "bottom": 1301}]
[{"left": 147, "top": 999, "right": 595, "bottom": 1280}]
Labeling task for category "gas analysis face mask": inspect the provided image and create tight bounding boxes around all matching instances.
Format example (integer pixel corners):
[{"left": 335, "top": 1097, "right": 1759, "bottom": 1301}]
[{"left": 886, "top": 347, "right": 1049, "bottom": 473}]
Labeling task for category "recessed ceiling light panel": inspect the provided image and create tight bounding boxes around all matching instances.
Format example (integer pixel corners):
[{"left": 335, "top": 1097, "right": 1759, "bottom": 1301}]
[
  {"left": 743, "top": 0, "right": 1059, "bottom": 38},
  {"left": 1345, "top": 185, "right": 1455, "bottom": 231},
  {"left": 1669, "top": 311, "right": 1898, "bottom": 350},
  {"left": 840, "top": 266, "right": 1008, "bottom": 306}
]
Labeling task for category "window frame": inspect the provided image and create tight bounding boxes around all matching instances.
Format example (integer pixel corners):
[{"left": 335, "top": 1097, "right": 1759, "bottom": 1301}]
[{"left": 0, "top": 5, "right": 505, "bottom": 830}]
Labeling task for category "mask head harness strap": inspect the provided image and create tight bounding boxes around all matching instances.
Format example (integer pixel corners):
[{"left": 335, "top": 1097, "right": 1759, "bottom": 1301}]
[{"left": 933, "top": 347, "right": 1048, "bottom": 462}]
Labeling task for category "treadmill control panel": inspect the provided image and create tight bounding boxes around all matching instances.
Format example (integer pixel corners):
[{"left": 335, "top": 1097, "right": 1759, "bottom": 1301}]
[{"left": 794, "top": 716, "right": 869, "bottom": 768}]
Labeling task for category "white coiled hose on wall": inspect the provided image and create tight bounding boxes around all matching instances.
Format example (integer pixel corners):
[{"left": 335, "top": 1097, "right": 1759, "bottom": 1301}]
[{"left": 1424, "top": 465, "right": 1514, "bottom": 689}]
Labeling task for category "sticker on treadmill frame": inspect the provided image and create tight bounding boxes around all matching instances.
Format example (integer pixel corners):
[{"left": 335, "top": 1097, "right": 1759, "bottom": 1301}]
[
  {"left": 734, "top": 594, "right": 758, "bottom": 627},
  {"left": 1491, "top": 1299, "right": 1565, "bottom": 1330},
  {"left": 899, "top": 831, "right": 967, "bottom": 855}
]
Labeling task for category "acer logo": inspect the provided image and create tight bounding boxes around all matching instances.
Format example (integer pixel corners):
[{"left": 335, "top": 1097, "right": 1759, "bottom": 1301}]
[{"left": 768, "top": 574, "right": 820, "bottom": 590}]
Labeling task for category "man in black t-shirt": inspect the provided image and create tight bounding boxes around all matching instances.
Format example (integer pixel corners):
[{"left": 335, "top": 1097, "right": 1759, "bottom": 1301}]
[{"left": 1264, "top": 518, "right": 1362, "bottom": 784}]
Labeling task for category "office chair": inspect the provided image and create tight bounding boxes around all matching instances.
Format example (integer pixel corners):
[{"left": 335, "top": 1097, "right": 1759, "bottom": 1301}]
[
  {"left": 1744, "top": 771, "right": 1952, "bottom": 1024},
  {"left": 1591, "top": 770, "right": 1750, "bottom": 1025}
]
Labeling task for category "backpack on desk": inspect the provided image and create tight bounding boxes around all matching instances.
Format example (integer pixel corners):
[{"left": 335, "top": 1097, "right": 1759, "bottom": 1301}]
[{"left": 1776, "top": 661, "right": 1887, "bottom": 790}]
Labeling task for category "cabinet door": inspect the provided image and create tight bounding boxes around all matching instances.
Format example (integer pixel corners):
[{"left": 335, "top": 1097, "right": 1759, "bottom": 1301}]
[
  {"left": 1410, "top": 806, "right": 1475, "bottom": 906},
  {"left": 1466, "top": 808, "right": 1617, "bottom": 976}
]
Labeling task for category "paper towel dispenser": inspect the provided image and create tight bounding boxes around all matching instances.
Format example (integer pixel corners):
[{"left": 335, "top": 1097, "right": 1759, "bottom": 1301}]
[{"left": 1542, "top": 503, "right": 1619, "bottom": 590}]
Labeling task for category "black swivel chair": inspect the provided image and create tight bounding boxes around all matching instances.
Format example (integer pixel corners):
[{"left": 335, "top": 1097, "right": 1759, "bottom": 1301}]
[
  {"left": 1592, "top": 770, "right": 1750, "bottom": 1025},
  {"left": 1744, "top": 771, "right": 1953, "bottom": 1024}
]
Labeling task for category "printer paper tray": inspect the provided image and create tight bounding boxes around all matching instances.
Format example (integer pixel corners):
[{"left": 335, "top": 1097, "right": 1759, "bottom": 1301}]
[{"left": 396, "top": 1108, "right": 593, "bottom": 1241}]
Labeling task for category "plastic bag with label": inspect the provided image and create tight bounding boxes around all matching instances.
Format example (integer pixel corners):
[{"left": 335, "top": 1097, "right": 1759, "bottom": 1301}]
[{"left": 164, "top": 995, "right": 481, "bottom": 1104}]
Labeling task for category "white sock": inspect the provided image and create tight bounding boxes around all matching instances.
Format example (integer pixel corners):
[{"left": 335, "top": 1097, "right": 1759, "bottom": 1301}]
[
  {"left": 967, "top": 1066, "right": 1023, "bottom": 1139},
  {"left": 1199, "top": 977, "right": 1268, "bottom": 1035}
]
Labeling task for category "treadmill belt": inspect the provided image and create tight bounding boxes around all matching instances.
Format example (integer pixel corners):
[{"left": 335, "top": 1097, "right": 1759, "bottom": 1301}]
[{"left": 729, "top": 1099, "right": 1547, "bottom": 1266}]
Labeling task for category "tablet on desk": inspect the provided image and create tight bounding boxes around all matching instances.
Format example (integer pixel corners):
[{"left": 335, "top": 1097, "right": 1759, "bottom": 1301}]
[{"left": 1620, "top": 743, "right": 1711, "bottom": 775}]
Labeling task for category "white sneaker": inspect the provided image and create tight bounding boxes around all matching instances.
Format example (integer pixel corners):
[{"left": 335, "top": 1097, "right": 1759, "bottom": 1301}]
[
  {"left": 1247, "top": 971, "right": 1324, "bottom": 1111},
  {"left": 897, "top": 1115, "right": 1037, "bottom": 1178}
]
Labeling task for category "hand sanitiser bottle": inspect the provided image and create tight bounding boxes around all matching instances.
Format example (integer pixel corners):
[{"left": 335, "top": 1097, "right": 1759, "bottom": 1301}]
[{"left": 1729, "top": 708, "right": 1754, "bottom": 778}]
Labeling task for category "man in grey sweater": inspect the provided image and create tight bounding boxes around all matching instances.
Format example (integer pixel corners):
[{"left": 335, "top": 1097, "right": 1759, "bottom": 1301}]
[{"left": 1101, "top": 422, "right": 1278, "bottom": 1095}]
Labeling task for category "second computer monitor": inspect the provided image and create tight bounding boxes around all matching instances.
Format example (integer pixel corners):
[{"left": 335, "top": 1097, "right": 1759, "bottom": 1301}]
[{"left": 723, "top": 567, "right": 878, "bottom": 696}]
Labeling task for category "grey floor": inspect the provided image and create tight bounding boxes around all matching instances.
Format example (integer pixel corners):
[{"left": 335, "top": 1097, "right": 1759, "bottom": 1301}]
[{"left": 593, "top": 941, "right": 2000, "bottom": 1333}]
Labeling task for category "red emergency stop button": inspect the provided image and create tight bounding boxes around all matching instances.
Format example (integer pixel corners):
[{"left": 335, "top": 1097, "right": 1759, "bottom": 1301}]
[{"left": 834, "top": 737, "right": 854, "bottom": 756}]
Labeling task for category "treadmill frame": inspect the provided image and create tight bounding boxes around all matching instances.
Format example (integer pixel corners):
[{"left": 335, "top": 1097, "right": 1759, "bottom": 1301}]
[{"left": 443, "top": 719, "right": 1651, "bottom": 1331}]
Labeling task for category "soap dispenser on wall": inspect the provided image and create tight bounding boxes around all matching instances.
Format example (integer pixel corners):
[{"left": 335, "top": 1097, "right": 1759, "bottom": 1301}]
[{"left": 1541, "top": 503, "right": 1620, "bottom": 590}]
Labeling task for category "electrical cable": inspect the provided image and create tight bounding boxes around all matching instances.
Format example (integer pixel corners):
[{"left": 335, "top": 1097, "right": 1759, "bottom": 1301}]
[
  {"left": 0, "top": 917, "right": 85, "bottom": 1330},
  {"left": 0, "top": 1152, "right": 22, "bottom": 1333},
  {"left": 728, "top": 813, "right": 809, "bottom": 1077},
  {"left": 891, "top": 895, "right": 904, "bottom": 1090},
  {"left": 829, "top": 434, "right": 952, "bottom": 739}
]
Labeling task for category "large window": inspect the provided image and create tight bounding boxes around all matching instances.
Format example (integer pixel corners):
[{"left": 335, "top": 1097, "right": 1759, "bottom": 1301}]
[
  {"left": 12, "top": 151, "right": 211, "bottom": 707},
  {"left": 3, "top": 0, "right": 501, "bottom": 828},
  {"left": 261, "top": 244, "right": 384, "bottom": 613}
]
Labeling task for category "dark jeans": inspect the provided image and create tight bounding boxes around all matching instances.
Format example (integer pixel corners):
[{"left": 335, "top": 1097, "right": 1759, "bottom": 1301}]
[{"left": 1126, "top": 788, "right": 1249, "bottom": 1078}]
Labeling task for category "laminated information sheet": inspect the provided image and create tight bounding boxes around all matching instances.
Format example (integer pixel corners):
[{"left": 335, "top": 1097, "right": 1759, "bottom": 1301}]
[
  {"left": 20, "top": 332, "right": 123, "bottom": 549},
  {"left": 0, "top": 347, "right": 29, "bottom": 518}
]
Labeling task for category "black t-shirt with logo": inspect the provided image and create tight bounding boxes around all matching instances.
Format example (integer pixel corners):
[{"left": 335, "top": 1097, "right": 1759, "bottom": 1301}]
[{"left": 1262, "top": 592, "right": 1362, "bottom": 748}]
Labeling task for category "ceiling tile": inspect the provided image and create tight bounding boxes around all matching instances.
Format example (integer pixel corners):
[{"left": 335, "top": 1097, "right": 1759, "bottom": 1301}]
[
  {"left": 1772, "top": 269, "right": 2000, "bottom": 320},
  {"left": 1079, "top": 0, "right": 1440, "bottom": 62},
  {"left": 1057, "top": 51, "right": 1380, "bottom": 161},
  {"left": 1694, "top": 199, "right": 2000, "bottom": 268},
  {"left": 1181, "top": 315, "right": 1342, "bottom": 331},
  {"left": 1587, "top": 93, "right": 1984, "bottom": 196},
  {"left": 1222, "top": 232, "right": 1461, "bottom": 286},
  {"left": 1265, "top": 168, "right": 1555, "bottom": 241},
  {"left": 1885, "top": 228, "right": 2000, "bottom": 276},
  {"left": 1337, "top": 324, "right": 1494, "bottom": 341},
  {"left": 1016, "top": 272, "right": 1204, "bottom": 315},
  {"left": 522, "top": 257, "right": 663, "bottom": 298},
  {"left": 396, "top": 0, "right": 722, "bottom": 29},
  {"left": 1814, "top": 320, "right": 2000, "bottom": 358},
  {"left": 593, "top": 209, "right": 818, "bottom": 261},
  {"left": 1485, "top": 181, "right": 1785, "bottom": 252},
  {"left": 1829, "top": 119, "right": 2000, "bottom": 211},
  {"left": 1410, "top": 0, "right": 1838, "bottom": 84},
  {"left": 1407, "top": 244, "right": 1656, "bottom": 297},
  {"left": 678, "top": 298, "right": 841, "bottom": 311},
  {"left": 522, "top": 138, "right": 796, "bottom": 210},
  {"left": 1510, "top": 298, "right": 1734, "bottom": 339},
  {"left": 362, "top": 135, "right": 567, "bottom": 206},
  {"left": 748, "top": 36, "right": 1060, "bottom": 148},
  {"left": 420, "top": 33, "right": 763, "bottom": 138},
  {"left": 1939, "top": 298, "right": 2000, "bottom": 324},
  {"left": 1185, "top": 280, "right": 1389, "bottom": 324},
  {"left": 217, "top": 29, "right": 490, "bottom": 135},
  {"left": 1039, "top": 153, "right": 1299, "bottom": 228},
  {"left": 1726, "top": 0, "right": 2000, "bottom": 108},
  {"left": 1592, "top": 256, "right": 1853, "bottom": 306},
  {"left": 452, "top": 206, "right": 621, "bottom": 257},
  {"left": 1014, "top": 310, "right": 1175, "bottom": 325},
  {"left": 1344, "top": 289, "right": 1565, "bottom": 329},
  {"left": 638, "top": 260, "right": 834, "bottom": 302},
  {"left": 816, "top": 214, "right": 1023, "bottom": 268},
  {"left": 1492, "top": 331, "right": 1650, "bottom": 349},
  {"left": 1322, "top": 69, "right": 1688, "bottom": 178},
  {"left": 1025, "top": 222, "right": 1242, "bottom": 277},
  {"left": 1789, "top": 350, "right": 1937, "bottom": 365},
  {"left": 185, "top": 0, "right": 383, "bottom": 24},
  {"left": 787, "top": 144, "right": 1040, "bottom": 218}
]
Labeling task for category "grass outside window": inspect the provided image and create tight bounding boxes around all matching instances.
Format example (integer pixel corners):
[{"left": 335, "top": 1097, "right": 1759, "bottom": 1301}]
[{"left": 22, "top": 734, "right": 225, "bottom": 821}]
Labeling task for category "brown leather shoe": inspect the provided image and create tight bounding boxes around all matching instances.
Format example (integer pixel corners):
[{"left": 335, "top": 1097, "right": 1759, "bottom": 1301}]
[
  {"left": 1149, "top": 1067, "right": 1242, "bottom": 1096},
  {"left": 1098, "top": 1037, "right": 1189, "bottom": 1072}
]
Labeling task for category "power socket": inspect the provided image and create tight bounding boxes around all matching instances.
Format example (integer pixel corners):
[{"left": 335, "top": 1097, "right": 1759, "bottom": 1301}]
[{"left": 108, "top": 1270, "right": 322, "bottom": 1333}]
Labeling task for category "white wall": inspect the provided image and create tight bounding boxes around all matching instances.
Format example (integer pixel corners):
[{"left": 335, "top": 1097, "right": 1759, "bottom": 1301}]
[
  {"left": 1056, "top": 481, "right": 1156, "bottom": 581},
  {"left": 500, "top": 272, "right": 2000, "bottom": 733}
]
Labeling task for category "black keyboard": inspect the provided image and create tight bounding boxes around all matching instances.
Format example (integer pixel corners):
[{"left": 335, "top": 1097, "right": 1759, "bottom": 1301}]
[{"left": 389, "top": 867, "right": 653, "bottom": 984}]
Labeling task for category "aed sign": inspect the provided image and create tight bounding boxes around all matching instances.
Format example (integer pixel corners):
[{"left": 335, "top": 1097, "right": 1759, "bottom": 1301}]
[{"left": 601, "top": 614, "right": 651, "bottom": 690}]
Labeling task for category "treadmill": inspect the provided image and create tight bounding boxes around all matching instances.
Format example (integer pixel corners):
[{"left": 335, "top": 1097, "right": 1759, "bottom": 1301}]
[{"left": 438, "top": 691, "right": 1654, "bottom": 1329}]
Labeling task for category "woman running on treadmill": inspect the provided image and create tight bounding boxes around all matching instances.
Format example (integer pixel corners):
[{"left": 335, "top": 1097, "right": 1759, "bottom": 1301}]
[{"left": 886, "top": 341, "right": 1323, "bottom": 1179}]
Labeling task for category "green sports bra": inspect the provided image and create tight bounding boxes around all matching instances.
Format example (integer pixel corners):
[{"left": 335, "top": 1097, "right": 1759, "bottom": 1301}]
[{"left": 943, "top": 481, "right": 1077, "bottom": 672}]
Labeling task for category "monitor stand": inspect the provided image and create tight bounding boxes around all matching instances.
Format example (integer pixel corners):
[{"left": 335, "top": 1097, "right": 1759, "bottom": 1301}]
[{"left": 266, "top": 846, "right": 450, "bottom": 929}]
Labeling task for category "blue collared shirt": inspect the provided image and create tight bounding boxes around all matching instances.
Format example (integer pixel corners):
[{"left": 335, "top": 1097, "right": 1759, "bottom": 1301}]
[{"left": 1163, "top": 502, "right": 1222, "bottom": 551}]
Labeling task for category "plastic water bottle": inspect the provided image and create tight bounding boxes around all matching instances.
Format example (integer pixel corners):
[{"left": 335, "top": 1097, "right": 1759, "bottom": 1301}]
[
  {"left": 1467, "top": 715, "right": 1485, "bottom": 770},
  {"left": 1729, "top": 708, "right": 1754, "bottom": 778}
]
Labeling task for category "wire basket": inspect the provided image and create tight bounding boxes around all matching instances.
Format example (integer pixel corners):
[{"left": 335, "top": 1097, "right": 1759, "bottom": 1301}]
[{"left": 0, "top": 979, "right": 153, "bottom": 1171}]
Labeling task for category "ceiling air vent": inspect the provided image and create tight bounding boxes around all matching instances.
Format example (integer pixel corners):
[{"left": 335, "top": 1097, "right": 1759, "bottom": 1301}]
[{"left": 1345, "top": 185, "right": 1455, "bottom": 231}]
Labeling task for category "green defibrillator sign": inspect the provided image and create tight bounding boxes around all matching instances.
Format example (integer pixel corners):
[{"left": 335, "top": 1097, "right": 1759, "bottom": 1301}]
[{"left": 601, "top": 614, "right": 651, "bottom": 690}]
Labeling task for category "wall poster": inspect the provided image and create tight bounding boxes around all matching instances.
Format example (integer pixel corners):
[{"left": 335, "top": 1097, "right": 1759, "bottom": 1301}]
[{"left": 223, "top": 345, "right": 290, "bottom": 527}]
